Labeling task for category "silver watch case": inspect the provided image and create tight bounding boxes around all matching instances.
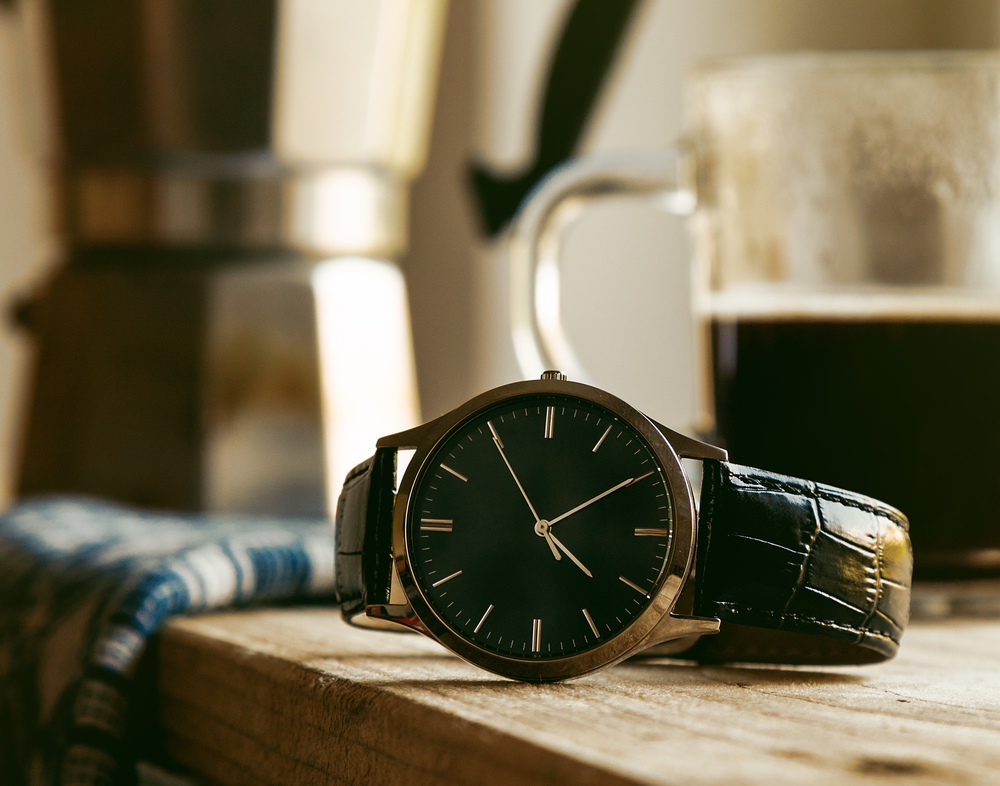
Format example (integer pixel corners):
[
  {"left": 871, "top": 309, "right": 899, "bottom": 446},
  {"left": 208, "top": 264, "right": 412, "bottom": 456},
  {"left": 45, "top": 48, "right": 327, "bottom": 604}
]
[{"left": 366, "top": 376, "right": 724, "bottom": 682}]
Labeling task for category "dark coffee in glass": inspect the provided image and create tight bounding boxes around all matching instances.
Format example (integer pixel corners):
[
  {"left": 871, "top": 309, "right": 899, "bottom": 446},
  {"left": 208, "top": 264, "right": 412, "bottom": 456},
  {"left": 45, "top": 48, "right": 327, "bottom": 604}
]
[{"left": 709, "top": 314, "right": 1000, "bottom": 578}]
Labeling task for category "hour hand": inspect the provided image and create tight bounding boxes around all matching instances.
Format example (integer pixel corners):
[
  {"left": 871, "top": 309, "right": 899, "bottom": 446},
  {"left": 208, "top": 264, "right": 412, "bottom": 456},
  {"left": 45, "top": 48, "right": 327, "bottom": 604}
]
[
  {"left": 548, "top": 531, "right": 592, "bottom": 578},
  {"left": 541, "top": 530, "right": 562, "bottom": 560},
  {"left": 535, "top": 519, "right": 589, "bottom": 577}
]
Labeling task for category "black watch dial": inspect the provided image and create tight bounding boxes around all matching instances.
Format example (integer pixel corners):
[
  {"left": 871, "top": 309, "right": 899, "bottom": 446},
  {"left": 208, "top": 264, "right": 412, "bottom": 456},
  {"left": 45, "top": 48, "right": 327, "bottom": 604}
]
[{"left": 406, "top": 393, "right": 674, "bottom": 661}]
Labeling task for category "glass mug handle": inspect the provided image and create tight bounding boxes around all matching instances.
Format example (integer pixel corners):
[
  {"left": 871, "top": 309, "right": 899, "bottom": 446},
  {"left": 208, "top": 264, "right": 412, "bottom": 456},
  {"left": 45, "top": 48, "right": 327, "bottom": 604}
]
[{"left": 509, "top": 146, "right": 697, "bottom": 382}]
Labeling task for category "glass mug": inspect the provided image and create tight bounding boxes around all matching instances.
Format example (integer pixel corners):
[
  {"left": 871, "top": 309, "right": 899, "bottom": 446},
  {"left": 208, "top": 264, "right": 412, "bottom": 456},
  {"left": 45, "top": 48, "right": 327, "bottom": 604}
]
[{"left": 510, "top": 51, "right": 1000, "bottom": 579}]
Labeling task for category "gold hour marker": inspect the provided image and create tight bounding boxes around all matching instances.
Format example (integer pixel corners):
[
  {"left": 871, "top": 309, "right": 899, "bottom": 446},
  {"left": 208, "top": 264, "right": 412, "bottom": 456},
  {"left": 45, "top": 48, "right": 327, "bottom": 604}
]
[
  {"left": 475, "top": 604, "right": 494, "bottom": 633},
  {"left": 593, "top": 424, "right": 612, "bottom": 452},
  {"left": 432, "top": 570, "right": 463, "bottom": 588},
  {"left": 440, "top": 464, "right": 468, "bottom": 482},
  {"left": 582, "top": 608, "right": 600, "bottom": 639},
  {"left": 487, "top": 420, "right": 504, "bottom": 449},
  {"left": 634, "top": 528, "right": 668, "bottom": 537},
  {"left": 531, "top": 618, "right": 542, "bottom": 652},
  {"left": 619, "top": 575, "right": 649, "bottom": 597},
  {"left": 421, "top": 519, "right": 453, "bottom": 532},
  {"left": 544, "top": 406, "right": 555, "bottom": 438}
]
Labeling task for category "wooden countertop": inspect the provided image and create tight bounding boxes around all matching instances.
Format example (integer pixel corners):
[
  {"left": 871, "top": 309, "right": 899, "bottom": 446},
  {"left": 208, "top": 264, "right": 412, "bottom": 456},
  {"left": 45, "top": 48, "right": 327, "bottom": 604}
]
[{"left": 157, "top": 610, "right": 1000, "bottom": 786}]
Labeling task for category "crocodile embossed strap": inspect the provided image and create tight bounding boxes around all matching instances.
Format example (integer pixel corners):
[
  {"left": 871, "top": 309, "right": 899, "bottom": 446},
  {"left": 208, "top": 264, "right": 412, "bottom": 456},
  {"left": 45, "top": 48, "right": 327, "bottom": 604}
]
[
  {"left": 334, "top": 449, "right": 396, "bottom": 618},
  {"left": 687, "top": 460, "right": 913, "bottom": 665}
]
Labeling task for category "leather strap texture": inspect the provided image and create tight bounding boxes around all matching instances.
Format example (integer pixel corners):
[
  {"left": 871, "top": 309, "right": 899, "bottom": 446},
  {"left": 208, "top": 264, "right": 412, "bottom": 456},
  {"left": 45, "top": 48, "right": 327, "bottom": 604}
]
[
  {"left": 690, "top": 460, "right": 913, "bottom": 665},
  {"left": 334, "top": 449, "right": 396, "bottom": 618}
]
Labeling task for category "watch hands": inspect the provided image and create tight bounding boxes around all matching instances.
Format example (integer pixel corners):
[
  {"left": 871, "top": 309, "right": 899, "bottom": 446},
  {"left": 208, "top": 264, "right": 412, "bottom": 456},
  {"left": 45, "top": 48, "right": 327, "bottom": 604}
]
[
  {"left": 532, "top": 519, "right": 566, "bottom": 562},
  {"left": 541, "top": 530, "right": 562, "bottom": 561},
  {"left": 489, "top": 420, "right": 652, "bottom": 571},
  {"left": 548, "top": 530, "right": 593, "bottom": 578},
  {"left": 540, "top": 468, "right": 656, "bottom": 576},
  {"left": 549, "top": 471, "right": 654, "bottom": 527},
  {"left": 490, "top": 425, "right": 562, "bottom": 561}
]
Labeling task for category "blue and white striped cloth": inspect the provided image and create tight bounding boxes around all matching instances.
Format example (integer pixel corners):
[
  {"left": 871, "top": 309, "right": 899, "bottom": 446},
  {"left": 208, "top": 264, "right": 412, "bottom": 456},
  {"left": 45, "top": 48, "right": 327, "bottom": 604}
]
[{"left": 0, "top": 497, "right": 336, "bottom": 786}]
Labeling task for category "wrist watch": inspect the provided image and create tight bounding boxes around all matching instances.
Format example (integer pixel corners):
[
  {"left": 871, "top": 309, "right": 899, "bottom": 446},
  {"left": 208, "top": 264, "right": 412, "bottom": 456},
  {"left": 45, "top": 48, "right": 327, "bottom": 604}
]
[{"left": 334, "top": 372, "right": 912, "bottom": 683}]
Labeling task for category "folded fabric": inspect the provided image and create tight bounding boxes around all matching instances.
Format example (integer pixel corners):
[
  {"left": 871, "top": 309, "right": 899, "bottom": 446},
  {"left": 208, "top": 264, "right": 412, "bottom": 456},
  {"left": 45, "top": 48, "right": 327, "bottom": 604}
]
[{"left": 0, "top": 497, "right": 336, "bottom": 786}]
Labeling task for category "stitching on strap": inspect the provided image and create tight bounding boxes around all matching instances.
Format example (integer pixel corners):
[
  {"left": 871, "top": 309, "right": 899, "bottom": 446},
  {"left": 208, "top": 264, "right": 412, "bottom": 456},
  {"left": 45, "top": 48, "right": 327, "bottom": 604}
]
[
  {"left": 726, "top": 468, "right": 909, "bottom": 530},
  {"left": 712, "top": 602, "right": 902, "bottom": 646},
  {"left": 859, "top": 505, "right": 885, "bottom": 631}
]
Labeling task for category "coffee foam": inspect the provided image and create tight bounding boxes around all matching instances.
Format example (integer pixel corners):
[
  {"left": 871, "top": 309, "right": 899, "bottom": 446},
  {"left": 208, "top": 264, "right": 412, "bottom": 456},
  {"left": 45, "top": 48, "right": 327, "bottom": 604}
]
[{"left": 702, "top": 286, "right": 1000, "bottom": 322}]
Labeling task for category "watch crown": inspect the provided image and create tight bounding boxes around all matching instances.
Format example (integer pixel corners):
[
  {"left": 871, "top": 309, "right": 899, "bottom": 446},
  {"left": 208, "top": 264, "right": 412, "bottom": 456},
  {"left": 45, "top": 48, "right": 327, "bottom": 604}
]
[{"left": 540, "top": 370, "right": 568, "bottom": 381}]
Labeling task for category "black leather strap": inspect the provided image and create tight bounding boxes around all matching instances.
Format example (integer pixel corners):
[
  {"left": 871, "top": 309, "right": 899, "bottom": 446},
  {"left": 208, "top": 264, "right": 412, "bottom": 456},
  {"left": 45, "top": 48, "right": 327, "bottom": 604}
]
[
  {"left": 334, "top": 449, "right": 396, "bottom": 618},
  {"left": 688, "top": 460, "right": 912, "bottom": 665}
]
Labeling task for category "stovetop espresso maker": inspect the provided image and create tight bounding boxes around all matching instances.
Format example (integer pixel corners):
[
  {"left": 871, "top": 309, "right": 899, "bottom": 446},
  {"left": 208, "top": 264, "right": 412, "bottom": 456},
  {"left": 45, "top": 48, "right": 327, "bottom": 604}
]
[{"left": 11, "top": 0, "right": 446, "bottom": 514}]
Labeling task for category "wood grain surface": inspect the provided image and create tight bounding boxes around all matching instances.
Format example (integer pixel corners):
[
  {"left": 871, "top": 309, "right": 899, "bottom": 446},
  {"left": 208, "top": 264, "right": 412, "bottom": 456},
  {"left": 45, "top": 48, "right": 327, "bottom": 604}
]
[{"left": 157, "top": 610, "right": 1000, "bottom": 786}]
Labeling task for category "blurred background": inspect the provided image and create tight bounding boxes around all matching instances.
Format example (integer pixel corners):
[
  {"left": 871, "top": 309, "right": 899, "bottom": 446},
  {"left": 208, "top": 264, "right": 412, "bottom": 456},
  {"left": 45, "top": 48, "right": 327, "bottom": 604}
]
[{"left": 0, "top": 0, "right": 997, "bottom": 518}]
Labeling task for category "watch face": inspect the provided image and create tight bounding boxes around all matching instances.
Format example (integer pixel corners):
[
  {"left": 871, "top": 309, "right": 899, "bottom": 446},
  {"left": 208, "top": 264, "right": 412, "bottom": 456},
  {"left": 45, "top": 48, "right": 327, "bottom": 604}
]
[{"left": 404, "top": 392, "right": 675, "bottom": 669}]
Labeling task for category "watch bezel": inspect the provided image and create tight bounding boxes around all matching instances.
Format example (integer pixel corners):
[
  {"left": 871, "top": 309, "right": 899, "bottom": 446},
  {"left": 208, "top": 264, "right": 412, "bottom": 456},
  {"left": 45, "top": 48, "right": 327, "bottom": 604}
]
[{"left": 389, "top": 378, "right": 697, "bottom": 682}]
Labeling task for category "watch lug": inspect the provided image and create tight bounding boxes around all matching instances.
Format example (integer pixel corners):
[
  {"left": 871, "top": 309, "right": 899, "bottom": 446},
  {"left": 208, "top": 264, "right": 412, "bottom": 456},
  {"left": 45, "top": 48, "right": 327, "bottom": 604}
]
[
  {"left": 376, "top": 414, "right": 446, "bottom": 450},
  {"left": 648, "top": 418, "right": 728, "bottom": 462},
  {"left": 637, "top": 612, "right": 721, "bottom": 654},
  {"left": 363, "top": 603, "right": 431, "bottom": 635},
  {"left": 357, "top": 558, "right": 429, "bottom": 634}
]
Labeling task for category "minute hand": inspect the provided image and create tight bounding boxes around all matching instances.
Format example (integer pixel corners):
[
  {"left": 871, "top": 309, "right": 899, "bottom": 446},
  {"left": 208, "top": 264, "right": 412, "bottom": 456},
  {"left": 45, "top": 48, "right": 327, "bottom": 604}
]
[{"left": 548, "top": 471, "right": 653, "bottom": 527}]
